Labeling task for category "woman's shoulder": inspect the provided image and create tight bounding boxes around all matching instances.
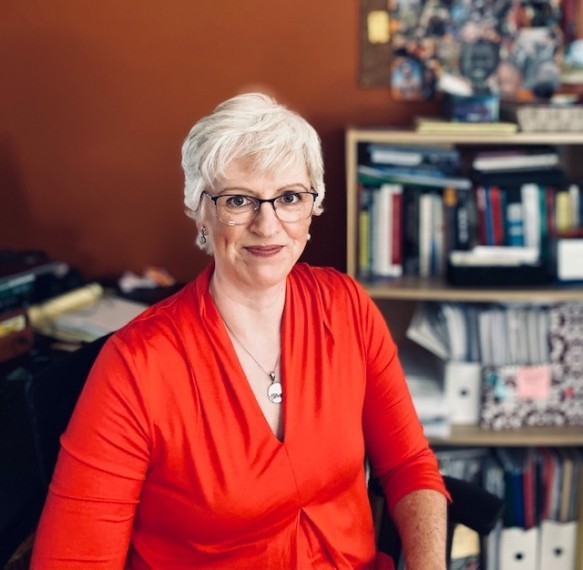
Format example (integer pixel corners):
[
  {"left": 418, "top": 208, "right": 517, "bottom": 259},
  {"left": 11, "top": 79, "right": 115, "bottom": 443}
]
[{"left": 113, "top": 281, "right": 198, "bottom": 348}]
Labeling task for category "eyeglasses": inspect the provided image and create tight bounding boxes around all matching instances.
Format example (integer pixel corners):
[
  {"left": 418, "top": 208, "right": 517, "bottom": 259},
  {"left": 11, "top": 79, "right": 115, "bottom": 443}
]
[{"left": 202, "top": 189, "right": 318, "bottom": 226}]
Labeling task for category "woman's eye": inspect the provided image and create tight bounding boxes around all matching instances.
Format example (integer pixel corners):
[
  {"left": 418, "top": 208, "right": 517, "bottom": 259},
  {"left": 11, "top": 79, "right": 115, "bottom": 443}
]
[
  {"left": 278, "top": 193, "right": 300, "bottom": 205},
  {"left": 225, "top": 195, "right": 252, "bottom": 208}
]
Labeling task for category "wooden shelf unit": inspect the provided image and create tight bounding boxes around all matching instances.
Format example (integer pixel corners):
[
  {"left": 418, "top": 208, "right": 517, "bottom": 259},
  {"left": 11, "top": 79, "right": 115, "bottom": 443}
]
[
  {"left": 430, "top": 425, "right": 583, "bottom": 447},
  {"left": 346, "top": 127, "right": 583, "bottom": 447}
]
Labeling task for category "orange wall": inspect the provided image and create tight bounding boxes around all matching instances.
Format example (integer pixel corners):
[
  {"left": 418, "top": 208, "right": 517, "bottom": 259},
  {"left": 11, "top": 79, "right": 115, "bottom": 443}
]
[{"left": 0, "top": 1, "right": 437, "bottom": 282}]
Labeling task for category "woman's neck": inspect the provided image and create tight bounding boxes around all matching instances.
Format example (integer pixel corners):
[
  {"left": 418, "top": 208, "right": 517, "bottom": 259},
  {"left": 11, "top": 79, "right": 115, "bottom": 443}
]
[{"left": 209, "top": 271, "right": 286, "bottom": 334}]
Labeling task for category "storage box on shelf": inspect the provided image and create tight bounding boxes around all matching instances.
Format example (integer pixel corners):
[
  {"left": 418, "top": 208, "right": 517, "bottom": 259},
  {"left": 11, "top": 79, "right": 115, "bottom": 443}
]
[{"left": 345, "top": 126, "right": 583, "bottom": 448}]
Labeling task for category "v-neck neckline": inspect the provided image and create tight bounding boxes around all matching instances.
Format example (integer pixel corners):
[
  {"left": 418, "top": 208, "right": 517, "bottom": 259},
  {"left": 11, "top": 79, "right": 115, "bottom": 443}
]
[{"left": 201, "top": 271, "right": 291, "bottom": 446}]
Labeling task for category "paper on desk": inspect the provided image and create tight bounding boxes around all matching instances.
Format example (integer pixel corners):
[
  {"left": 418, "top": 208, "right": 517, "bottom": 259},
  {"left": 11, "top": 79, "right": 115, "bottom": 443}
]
[{"left": 49, "top": 296, "right": 148, "bottom": 342}]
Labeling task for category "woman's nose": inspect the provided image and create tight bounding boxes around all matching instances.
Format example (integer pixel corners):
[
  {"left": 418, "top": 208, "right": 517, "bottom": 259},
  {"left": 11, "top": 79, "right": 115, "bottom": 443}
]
[{"left": 251, "top": 201, "right": 281, "bottom": 234}]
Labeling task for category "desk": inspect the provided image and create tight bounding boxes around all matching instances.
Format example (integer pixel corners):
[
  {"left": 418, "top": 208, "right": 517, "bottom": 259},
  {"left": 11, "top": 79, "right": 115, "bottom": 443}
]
[
  {"left": 0, "top": 284, "right": 182, "bottom": 566},
  {"left": 0, "top": 341, "right": 66, "bottom": 567}
]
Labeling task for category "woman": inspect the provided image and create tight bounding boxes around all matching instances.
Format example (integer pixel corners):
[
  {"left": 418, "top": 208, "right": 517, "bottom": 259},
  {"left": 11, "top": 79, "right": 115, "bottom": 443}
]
[{"left": 31, "top": 93, "right": 448, "bottom": 569}]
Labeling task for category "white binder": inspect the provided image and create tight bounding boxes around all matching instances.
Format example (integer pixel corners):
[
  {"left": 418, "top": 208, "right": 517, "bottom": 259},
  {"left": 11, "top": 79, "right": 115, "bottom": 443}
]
[
  {"left": 499, "top": 526, "right": 539, "bottom": 570},
  {"left": 444, "top": 361, "right": 481, "bottom": 425},
  {"left": 540, "top": 520, "right": 577, "bottom": 570}
]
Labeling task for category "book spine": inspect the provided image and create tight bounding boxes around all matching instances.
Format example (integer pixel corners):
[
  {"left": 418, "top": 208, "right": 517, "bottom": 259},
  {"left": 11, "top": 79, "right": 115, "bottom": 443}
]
[
  {"left": 419, "top": 192, "right": 434, "bottom": 278},
  {"left": 555, "top": 190, "right": 572, "bottom": 233},
  {"left": 390, "top": 185, "right": 404, "bottom": 276},
  {"left": 538, "top": 185, "right": 549, "bottom": 264},
  {"left": 432, "top": 193, "right": 445, "bottom": 276},
  {"left": 569, "top": 184, "right": 580, "bottom": 229},
  {"left": 476, "top": 186, "right": 488, "bottom": 246},
  {"left": 489, "top": 186, "right": 505, "bottom": 246},
  {"left": 371, "top": 185, "right": 393, "bottom": 277},
  {"left": 455, "top": 189, "right": 473, "bottom": 250},
  {"left": 402, "top": 188, "right": 420, "bottom": 276},
  {"left": 521, "top": 184, "right": 541, "bottom": 251},
  {"left": 443, "top": 187, "right": 458, "bottom": 258},
  {"left": 546, "top": 187, "right": 556, "bottom": 237},
  {"left": 505, "top": 202, "right": 525, "bottom": 246},
  {"left": 358, "top": 186, "right": 372, "bottom": 278}
]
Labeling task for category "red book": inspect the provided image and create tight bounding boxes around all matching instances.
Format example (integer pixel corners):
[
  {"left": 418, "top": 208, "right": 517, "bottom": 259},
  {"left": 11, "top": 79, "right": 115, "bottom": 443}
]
[
  {"left": 489, "top": 186, "right": 504, "bottom": 245},
  {"left": 476, "top": 186, "right": 487, "bottom": 245}
]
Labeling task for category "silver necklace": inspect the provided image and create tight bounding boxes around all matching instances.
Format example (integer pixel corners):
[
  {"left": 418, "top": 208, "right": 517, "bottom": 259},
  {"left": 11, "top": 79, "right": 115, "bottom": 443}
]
[{"left": 223, "top": 321, "right": 283, "bottom": 405}]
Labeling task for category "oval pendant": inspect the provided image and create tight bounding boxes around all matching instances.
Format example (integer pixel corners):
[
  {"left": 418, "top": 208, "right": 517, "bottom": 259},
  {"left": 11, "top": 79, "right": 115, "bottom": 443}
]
[{"left": 267, "top": 381, "right": 283, "bottom": 404}]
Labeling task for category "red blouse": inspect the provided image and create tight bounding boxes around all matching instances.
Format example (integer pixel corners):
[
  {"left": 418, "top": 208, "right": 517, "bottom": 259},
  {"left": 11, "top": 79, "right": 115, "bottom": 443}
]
[{"left": 31, "top": 263, "right": 447, "bottom": 569}]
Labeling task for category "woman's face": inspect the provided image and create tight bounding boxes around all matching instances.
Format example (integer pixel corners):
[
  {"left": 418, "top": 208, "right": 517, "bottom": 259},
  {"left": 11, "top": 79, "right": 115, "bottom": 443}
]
[{"left": 201, "top": 155, "right": 313, "bottom": 292}]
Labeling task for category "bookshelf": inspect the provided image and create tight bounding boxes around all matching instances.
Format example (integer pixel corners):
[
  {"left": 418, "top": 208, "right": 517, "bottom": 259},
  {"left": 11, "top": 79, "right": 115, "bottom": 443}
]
[{"left": 345, "top": 126, "right": 583, "bottom": 447}]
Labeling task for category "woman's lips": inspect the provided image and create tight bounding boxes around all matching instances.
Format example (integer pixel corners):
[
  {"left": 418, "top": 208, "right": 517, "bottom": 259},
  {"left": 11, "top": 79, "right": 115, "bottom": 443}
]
[{"left": 244, "top": 245, "right": 284, "bottom": 257}]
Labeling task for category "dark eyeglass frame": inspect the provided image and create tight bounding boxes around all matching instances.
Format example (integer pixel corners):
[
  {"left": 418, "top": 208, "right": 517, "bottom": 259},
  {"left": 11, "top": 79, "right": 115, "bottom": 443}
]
[{"left": 201, "top": 189, "right": 318, "bottom": 225}]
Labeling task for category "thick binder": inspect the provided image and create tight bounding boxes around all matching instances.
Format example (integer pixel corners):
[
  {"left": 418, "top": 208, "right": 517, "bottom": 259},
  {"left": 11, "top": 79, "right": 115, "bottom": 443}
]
[
  {"left": 480, "top": 364, "right": 568, "bottom": 430},
  {"left": 540, "top": 520, "right": 577, "bottom": 570},
  {"left": 444, "top": 361, "right": 481, "bottom": 425},
  {"left": 499, "top": 526, "right": 539, "bottom": 570}
]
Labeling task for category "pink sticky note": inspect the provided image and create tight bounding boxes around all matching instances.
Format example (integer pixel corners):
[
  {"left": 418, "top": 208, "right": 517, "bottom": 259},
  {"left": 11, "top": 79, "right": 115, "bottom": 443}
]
[{"left": 516, "top": 365, "right": 551, "bottom": 401}]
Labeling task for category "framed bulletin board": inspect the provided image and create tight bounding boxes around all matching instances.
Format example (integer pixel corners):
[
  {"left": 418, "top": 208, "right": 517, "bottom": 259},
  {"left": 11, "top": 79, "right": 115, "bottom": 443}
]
[{"left": 359, "top": 0, "right": 573, "bottom": 101}]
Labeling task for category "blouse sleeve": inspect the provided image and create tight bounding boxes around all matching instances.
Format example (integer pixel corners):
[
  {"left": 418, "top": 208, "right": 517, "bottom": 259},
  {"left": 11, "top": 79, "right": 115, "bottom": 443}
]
[
  {"left": 358, "top": 286, "right": 449, "bottom": 512},
  {"left": 31, "top": 335, "right": 151, "bottom": 569}
]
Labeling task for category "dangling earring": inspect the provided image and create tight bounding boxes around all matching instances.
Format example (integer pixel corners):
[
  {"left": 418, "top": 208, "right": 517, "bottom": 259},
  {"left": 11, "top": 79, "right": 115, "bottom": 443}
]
[
  {"left": 307, "top": 233, "right": 312, "bottom": 242},
  {"left": 200, "top": 226, "right": 208, "bottom": 245}
]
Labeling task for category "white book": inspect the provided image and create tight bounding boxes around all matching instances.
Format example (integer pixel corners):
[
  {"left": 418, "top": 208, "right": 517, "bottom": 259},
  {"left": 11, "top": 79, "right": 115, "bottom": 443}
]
[
  {"left": 371, "top": 185, "right": 393, "bottom": 277},
  {"left": 419, "top": 193, "right": 434, "bottom": 278},
  {"left": 473, "top": 152, "right": 559, "bottom": 171},
  {"left": 521, "top": 183, "right": 541, "bottom": 252}
]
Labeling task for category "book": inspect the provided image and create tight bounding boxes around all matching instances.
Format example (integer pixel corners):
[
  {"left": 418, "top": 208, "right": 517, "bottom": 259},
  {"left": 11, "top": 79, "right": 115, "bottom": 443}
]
[
  {"left": 555, "top": 191, "right": 572, "bottom": 233},
  {"left": 443, "top": 187, "right": 458, "bottom": 257},
  {"left": 402, "top": 188, "right": 420, "bottom": 276},
  {"left": 366, "top": 143, "right": 460, "bottom": 171},
  {"left": 472, "top": 149, "right": 560, "bottom": 172},
  {"left": 455, "top": 189, "right": 473, "bottom": 250},
  {"left": 521, "top": 184, "right": 541, "bottom": 252},
  {"left": 418, "top": 193, "right": 435, "bottom": 278},
  {"left": 489, "top": 187, "right": 504, "bottom": 246},
  {"left": 357, "top": 164, "right": 471, "bottom": 190},
  {"left": 390, "top": 185, "right": 404, "bottom": 274},
  {"left": 370, "top": 184, "right": 404, "bottom": 278},
  {"left": 415, "top": 117, "right": 518, "bottom": 135},
  {"left": 505, "top": 201, "right": 525, "bottom": 246},
  {"left": 358, "top": 185, "right": 373, "bottom": 277}
]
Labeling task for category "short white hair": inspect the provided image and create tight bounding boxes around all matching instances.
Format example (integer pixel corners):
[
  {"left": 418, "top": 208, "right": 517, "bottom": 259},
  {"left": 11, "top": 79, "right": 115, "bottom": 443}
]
[{"left": 181, "top": 93, "right": 325, "bottom": 252}]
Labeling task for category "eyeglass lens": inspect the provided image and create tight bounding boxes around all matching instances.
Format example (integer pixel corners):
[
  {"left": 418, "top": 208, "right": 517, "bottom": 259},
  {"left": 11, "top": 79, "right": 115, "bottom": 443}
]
[{"left": 215, "top": 192, "right": 315, "bottom": 225}]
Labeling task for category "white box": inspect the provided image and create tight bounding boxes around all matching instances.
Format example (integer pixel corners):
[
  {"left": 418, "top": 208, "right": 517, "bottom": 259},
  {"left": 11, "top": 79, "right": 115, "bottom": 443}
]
[
  {"left": 557, "top": 239, "right": 583, "bottom": 282},
  {"left": 444, "top": 361, "right": 481, "bottom": 425}
]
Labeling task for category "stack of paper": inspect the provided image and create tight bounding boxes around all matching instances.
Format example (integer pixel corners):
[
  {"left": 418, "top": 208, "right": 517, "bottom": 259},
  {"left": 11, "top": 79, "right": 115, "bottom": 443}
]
[
  {"left": 50, "top": 296, "right": 148, "bottom": 342},
  {"left": 406, "top": 302, "right": 449, "bottom": 360},
  {"left": 400, "top": 343, "right": 449, "bottom": 438}
]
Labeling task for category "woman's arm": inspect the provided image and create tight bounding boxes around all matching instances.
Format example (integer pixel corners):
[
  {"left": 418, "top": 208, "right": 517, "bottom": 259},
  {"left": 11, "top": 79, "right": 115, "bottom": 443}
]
[
  {"left": 350, "top": 278, "right": 449, "bottom": 566},
  {"left": 31, "top": 337, "right": 151, "bottom": 569},
  {"left": 390, "top": 488, "right": 447, "bottom": 570}
]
